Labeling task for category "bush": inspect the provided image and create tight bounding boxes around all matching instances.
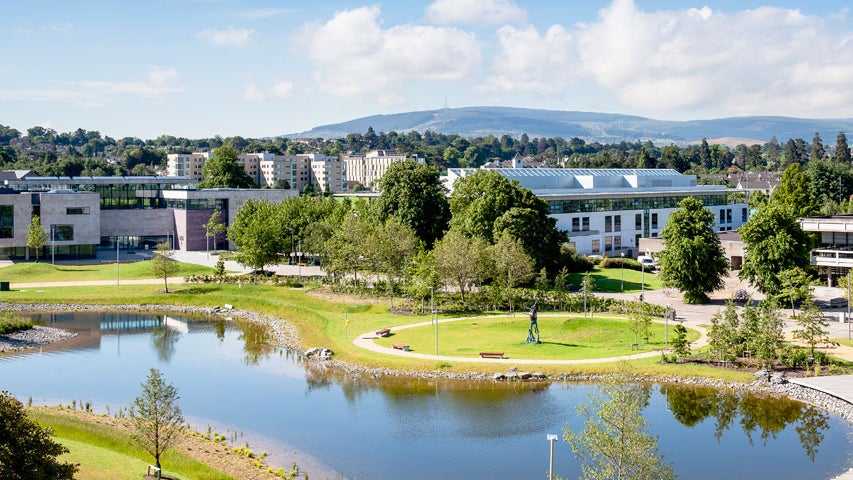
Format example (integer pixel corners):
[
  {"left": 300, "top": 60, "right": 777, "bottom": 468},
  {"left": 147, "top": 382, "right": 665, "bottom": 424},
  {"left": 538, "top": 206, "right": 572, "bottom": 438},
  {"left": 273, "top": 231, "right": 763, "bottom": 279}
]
[
  {"left": 600, "top": 257, "right": 644, "bottom": 271},
  {"left": 0, "top": 311, "right": 32, "bottom": 335}
]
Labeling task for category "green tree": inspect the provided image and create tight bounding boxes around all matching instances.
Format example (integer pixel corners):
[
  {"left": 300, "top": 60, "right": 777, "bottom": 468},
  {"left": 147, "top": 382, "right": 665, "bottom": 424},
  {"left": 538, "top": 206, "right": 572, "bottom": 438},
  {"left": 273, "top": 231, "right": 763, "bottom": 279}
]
[
  {"left": 197, "top": 146, "right": 255, "bottom": 188},
  {"left": 150, "top": 242, "right": 181, "bottom": 293},
  {"left": 565, "top": 371, "right": 676, "bottom": 480},
  {"left": 750, "top": 302, "right": 785, "bottom": 369},
  {"left": 777, "top": 267, "right": 815, "bottom": 317},
  {"left": 324, "top": 213, "right": 375, "bottom": 283},
  {"left": 0, "top": 391, "right": 77, "bottom": 480},
  {"left": 835, "top": 131, "right": 851, "bottom": 164},
  {"left": 657, "top": 197, "right": 728, "bottom": 303},
  {"left": 771, "top": 163, "right": 819, "bottom": 217},
  {"left": 489, "top": 231, "right": 535, "bottom": 290},
  {"left": 739, "top": 204, "right": 812, "bottom": 295},
  {"left": 793, "top": 299, "right": 830, "bottom": 359},
  {"left": 810, "top": 132, "right": 826, "bottom": 161},
  {"left": 671, "top": 324, "right": 690, "bottom": 360},
  {"left": 368, "top": 216, "right": 419, "bottom": 285},
  {"left": 374, "top": 160, "right": 450, "bottom": 247},
  {"left": 227, "top": 199, "right": 286, "bottom": 272},
  {"left": 204, "top": 209, "right": 227, "bottom": 251},
  {"left": 130, "top": 368, "right": 185, "bottom": 469},
  {"left": 433, "top": 229, "right": 491, "bottom": 306},
  {"left": 26, "top": 215, "right": 47, "bottom": 262}
]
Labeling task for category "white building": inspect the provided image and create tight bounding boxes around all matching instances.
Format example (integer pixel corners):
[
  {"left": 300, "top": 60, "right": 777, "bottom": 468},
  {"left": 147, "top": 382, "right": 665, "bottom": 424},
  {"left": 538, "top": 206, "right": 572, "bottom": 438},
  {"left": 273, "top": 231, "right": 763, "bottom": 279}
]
[
  {"left": 443, "top": 168, "right": 748, "bottom": 257},
  {"left": 166, "top": 152, "right": 211, "bottom": 180},
  {"left": 307, "top": 154, "right": 347, "bottom": 193},
  {"left": 344, "top": 150, "right": 423, "bottom": 191}
]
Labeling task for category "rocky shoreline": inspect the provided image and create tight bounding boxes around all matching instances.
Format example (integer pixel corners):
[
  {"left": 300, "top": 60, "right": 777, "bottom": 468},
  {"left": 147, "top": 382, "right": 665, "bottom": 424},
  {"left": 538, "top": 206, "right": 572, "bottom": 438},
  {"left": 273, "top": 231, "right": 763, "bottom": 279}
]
[
  {"left": 3, "top": 301, "right": 852, "bottom": 424},
  {"left": 0, "top": 325, "right": 77, "bottom": 352}
]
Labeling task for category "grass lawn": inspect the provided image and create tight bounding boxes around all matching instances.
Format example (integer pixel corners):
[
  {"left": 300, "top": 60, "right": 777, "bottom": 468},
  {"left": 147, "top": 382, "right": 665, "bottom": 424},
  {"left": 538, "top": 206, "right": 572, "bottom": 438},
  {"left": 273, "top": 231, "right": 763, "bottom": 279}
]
[
  {"left": 29, "top": 409, "right": 237, "bottom": 480},
  {"left": 568, "top": 266, "right": 663, "bottom": 293},
  {"left": 3, "top": 260, "right": 214, "bottom": 283},
  {"left": 3, "top": 282, "right": 752, "bottom": 381},
  {"left": 376, "top": 314, "right": 700, "bottom": 359}
]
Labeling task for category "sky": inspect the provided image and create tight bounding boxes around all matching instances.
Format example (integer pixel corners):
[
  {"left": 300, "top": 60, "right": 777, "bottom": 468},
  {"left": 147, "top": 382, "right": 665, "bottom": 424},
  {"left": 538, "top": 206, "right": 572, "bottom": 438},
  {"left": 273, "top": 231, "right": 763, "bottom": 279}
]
[{"left": 1, "top": 0, "right": 852, "bottom": 139}]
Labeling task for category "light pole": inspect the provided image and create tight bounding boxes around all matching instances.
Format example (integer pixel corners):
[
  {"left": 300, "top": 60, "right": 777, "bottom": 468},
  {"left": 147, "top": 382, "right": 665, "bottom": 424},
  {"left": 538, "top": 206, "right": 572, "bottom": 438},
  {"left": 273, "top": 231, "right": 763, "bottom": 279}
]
[
  {"left": 665, "top": 303, "right": 671, "bottom": 348},
  {"left": 50, "top": 225, "right": 55, "bottom": 265},
  {"left": 116, "top": 236, "right": 120, "bottom": 286},
  {"left": 640, "top": 262, "right": 645, "bottom": 303},
  {"left": 547, "top": 434, "right": 558, "bottom": 480},
  {"left": 620, "top": 251, "right": 625, "bottom": 291},
  {"left": 203, "top": 224, "right": 210, "bottom": 260},
  {"left": 431, "top": 286, "right": 438, "bottom": 355}
]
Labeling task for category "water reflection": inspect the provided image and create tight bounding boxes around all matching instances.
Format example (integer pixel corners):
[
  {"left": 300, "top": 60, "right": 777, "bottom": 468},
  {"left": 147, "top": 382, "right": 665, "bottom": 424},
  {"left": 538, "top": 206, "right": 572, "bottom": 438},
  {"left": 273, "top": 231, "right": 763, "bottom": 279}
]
[
  {"left": 150, "top": 326, "right": 179, "bottom": 362},
  {"left": 235, "top": 320, "right": 276, "bottom": 365},
  {"left": 662, "top": 384, "right": 830, "bottom": 461}
]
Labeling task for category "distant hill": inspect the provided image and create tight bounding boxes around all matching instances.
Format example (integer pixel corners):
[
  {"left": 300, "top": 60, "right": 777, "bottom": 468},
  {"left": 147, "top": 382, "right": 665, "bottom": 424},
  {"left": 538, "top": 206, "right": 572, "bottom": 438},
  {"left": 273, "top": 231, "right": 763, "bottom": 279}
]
[{"left": 287, "top": 106, "right": 853, "bottom": 145}]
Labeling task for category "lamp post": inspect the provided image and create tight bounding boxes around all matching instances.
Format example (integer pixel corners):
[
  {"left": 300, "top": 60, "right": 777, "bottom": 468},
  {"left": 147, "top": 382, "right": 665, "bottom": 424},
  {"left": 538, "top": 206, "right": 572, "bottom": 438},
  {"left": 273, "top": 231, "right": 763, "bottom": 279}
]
[
  {"left": 431, "top": 286, "right": 438, "bottom": 355},
  {"left": 547, "top": 434, "right": 558, "bottom": 480},
  {"left": 665, "top": 303, "right": 671, "bottom": 348},
  {"left": 116, "top": 236, "right": 120, "bottom": 286},
  {"left": 620, "top": 251, "right": 625, "bottom": 291},
  {"left": 641, "top": 262, "right": 645, "bottom": 303},
  {"left": 204, "top": 224, "right": 210, "bottom": 261},
  {"left": 50, "top": 225, "right": 55, "bottom": 265}
]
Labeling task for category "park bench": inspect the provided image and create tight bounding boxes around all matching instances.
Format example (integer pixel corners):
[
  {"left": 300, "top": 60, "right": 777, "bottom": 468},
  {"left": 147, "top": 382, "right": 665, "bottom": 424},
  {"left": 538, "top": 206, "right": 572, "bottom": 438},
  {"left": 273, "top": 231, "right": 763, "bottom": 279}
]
[
  {"left": 479, "top": 351, "right": 505, "bottom": 359},
  {"left": 392, "top": 343, "right": 410, "bottom": 351},
  {"left": 375, "top": 328, "right": 391, "bottom": 337}
]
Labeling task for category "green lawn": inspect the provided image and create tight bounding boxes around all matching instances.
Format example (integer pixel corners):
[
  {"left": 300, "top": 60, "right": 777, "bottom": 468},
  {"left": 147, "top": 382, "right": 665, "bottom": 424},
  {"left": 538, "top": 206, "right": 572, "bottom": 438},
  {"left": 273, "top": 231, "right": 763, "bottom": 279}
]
[
  {"left": 376, "top": 314, "right": 700, "bottom": 359},
  {"left": 2, "top": 260, "right": 214, "bottom": 283},
  {"left": 30, "top": 409, "right": 236, "bottom": 480},
  {"left": 568, "top": 266, "right": 663, "bottom": 293}
]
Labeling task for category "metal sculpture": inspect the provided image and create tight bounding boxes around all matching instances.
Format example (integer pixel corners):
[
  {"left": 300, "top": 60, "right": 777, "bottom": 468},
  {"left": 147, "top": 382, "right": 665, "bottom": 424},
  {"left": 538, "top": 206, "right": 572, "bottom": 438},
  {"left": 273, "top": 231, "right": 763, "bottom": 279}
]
[{"left": 526, "top": 300, "right": 540, "bottom": 344}]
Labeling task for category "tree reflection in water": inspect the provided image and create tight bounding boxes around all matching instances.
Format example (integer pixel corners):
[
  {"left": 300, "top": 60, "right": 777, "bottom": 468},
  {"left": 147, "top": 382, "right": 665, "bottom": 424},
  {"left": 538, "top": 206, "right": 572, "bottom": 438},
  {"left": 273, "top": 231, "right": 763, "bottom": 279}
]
[
  {"left": 235, "top": 320, "right": 277, "bottom": 365},
  {"left": 150, "top": 326, "right": 179, "bottom": 362},
  {"left": 662, "top": 385, "right": 830, "bottom": 461}
]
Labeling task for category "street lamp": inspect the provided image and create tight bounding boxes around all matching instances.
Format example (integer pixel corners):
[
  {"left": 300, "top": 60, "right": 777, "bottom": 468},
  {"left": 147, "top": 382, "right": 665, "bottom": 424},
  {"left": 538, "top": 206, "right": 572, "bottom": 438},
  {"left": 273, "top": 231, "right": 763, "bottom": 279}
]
[
  {"left": 203, "top": 224, "right": 210, "bottom": 261},
  {"left": 665, "top": 303, "right": 671, "bottom": 348},
  {"left": 620, "top": 251, "right": 625, "bottom": 291},
  {"left": 116, "top": 236, "right": 120, "bottom": 286},
  {"left": 641, "top": 262, "right": 645, "bottom": 303},
  {"left": 547, "top": 434, "right": 558, "bottom": 480}
]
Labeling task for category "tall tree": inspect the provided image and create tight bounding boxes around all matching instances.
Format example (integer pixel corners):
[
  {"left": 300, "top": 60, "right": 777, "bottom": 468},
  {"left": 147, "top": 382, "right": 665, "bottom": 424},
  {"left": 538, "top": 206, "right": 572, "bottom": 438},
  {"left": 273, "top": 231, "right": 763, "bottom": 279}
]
[
  {"left": 433, "top": 229, "right": 491, "bottom": 306},
  {"left": 810, "top": 132, "right": 825, "bottom": 162},
  {"left": 198, "top": 146, "right": 255, "bottom": 188},
  {"left": 204, "top": 209, "right": 227, "bottom": 251},
  {"left": 227, "top": 199, "right": 286, "bottom": 272},
  {"left": 739, "top": 203, "right": 812, "bottom": 295},
  {"left": 565, "top": 372, "right": 676, "bottom": 480},
  {"left": 26, "top": 215, "right": 47, "bottom": 262},
  {"left": 324, "top": 213, "right": 374, "bottom": 283},
  {"left": 657, "top": 197, "right": 728, "bottom": 303},
  {"left": 130, "top": 368, "right": 185, "bottom": 469},
  {"left": 149, "top": 242, "right": 181, "bottom": 293},
  {"left": 374, "top": 159, "right": 450, "bottom": 247},
  {"left": 793, "top": 299, "right": 830, "bottom": 359},
  {"left": 835, "top": 131, "right": 851, "bottom": 164},
  {"left": 771, "top": 163, "right": 819, "bottom": 218}
]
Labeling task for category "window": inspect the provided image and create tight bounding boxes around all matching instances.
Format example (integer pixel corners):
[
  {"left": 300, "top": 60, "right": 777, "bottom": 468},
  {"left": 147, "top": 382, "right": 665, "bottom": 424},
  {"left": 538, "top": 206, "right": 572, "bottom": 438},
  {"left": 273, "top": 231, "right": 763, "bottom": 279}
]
[
  {"left": 591, "top": 239, "right": 600, "bottom": 253},
  {"left": 726, "top": 209, "right": 732, "bottom": 224},
  {"left": 582, "top": 217, "right": 590, "bottom": 231},
  {"left": 635, "top": 213, "right": 642, "bottom": 230},
  {"left": 651, "top": 213, "right": 658, "bottom": 229},
  {"left": 719, "top": 209, "right": 725, "bottom": 224},
  {"left": 572, "top": 217, "right": 580, "bottom": 232},
  {"left": 605, "top": 215, "right": 612, "bottom": 233},
  {"left": 604, "top": 236, "right": 613, "bottom": 252},
  {"left": 614, "top": 215, "right": 621, "bottom": 232},
  {"left": 0, "top": 205, "right": 12, "bottom": 239},
  {"left": 51, "top": 225, "right": 74, "bottom": 241},
  {"left": 742, "top": 208, "right": 748, "bottom": 223},
  {"left": 66, "top": 207, "right": 90, "bottom": 215},
  {"left": 614, "top": 236, "right": 622, "bottom": 250}
]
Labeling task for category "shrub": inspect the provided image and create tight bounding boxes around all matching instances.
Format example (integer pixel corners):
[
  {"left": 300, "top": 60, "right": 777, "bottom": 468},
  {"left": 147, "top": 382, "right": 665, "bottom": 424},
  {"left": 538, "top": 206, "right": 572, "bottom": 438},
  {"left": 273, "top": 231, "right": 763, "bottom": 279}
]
[{"left": 0, "top": 311, "right": 32, "bottom": 334}]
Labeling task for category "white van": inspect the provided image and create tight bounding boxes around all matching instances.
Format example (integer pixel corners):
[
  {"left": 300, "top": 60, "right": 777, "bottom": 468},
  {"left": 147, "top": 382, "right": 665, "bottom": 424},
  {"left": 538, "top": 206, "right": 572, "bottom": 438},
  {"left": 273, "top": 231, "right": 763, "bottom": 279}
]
[{"left": 637, "top": 255, "right": 656, "bottom": 271}]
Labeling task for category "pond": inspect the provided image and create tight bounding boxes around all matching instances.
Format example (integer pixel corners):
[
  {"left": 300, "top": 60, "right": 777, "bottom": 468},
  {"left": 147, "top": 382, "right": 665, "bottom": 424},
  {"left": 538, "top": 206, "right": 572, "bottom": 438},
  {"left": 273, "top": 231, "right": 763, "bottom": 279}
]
[{"left": 1, "top": 311, "right": 852, "bottom": 480}]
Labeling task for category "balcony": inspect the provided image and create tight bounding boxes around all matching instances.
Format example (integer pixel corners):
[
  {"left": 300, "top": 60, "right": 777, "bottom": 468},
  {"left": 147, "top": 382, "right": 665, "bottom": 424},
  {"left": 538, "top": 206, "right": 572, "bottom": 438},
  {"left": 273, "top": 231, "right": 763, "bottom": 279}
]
[{"left": 811, "top": 248, "right": 853, "bottom": 268}]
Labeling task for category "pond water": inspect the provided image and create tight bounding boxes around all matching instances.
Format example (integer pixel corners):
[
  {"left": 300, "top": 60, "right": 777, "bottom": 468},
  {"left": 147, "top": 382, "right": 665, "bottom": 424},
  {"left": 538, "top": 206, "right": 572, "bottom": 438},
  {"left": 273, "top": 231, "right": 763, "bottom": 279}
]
[{"left": 2, "top": 311, "right": 853, "bottom": 480}]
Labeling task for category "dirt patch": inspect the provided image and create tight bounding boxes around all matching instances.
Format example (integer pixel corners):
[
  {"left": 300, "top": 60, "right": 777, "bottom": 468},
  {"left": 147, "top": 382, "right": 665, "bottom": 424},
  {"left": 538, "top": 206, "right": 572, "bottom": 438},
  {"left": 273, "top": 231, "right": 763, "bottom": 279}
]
[{"left": 31, "top": 407, "right": 285, "bottom": 480}]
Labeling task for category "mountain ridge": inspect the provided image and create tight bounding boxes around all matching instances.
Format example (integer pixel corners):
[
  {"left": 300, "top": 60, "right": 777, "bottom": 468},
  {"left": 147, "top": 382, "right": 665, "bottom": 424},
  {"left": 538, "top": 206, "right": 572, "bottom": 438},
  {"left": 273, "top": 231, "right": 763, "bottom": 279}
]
[{"left": 287, "top": 106, "right": 853, "bottom": 146}]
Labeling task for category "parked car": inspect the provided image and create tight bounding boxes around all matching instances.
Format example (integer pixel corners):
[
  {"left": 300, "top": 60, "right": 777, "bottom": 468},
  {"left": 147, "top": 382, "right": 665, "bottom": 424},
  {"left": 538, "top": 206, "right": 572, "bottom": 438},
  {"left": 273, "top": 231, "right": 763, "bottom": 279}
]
[{"left": 637, "top": 255, "right": 656, "bottom": 271}]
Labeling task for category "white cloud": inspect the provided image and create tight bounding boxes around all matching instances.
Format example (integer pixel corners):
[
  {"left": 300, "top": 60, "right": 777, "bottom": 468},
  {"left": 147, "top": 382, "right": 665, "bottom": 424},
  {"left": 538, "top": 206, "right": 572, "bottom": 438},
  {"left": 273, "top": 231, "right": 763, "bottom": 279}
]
[
  {"left": 196, "top": 26, "right": 254, "bottom": 48},
  {"left": 483, "top": 24, "right": 574, "bottom": 94},
  {"left": 572, "top": 0, "right": 853, "bottom": 117},
  {"left": 243, "top": 82, "right": 264, "bottom": 101},
  {"left": 297, "top": 6, "right": 481, "bottom": 101},
  {"left": 425, "top": 0, "right": 527, "bottom": 26},
  {"left": 0, "top": 66, "right": 183, "bottom": 107},
  {"left": 272, "top": 80, "right": 295, "bottom": 99}
]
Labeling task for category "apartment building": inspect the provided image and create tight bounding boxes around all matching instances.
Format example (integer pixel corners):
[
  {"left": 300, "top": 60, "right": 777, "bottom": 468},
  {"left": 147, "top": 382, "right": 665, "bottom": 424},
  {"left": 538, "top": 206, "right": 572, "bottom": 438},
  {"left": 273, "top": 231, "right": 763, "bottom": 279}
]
[
  {"left": 166, "top": 152, "right": 211, "bottom": 181},
  {"left": 343, "top": 150, "right": 424, "bottom": 191}
]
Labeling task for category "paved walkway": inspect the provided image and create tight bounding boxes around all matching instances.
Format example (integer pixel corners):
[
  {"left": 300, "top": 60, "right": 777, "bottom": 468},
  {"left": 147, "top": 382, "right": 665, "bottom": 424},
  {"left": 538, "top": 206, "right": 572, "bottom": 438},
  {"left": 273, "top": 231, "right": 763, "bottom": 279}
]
[{"left": 789, "top": 375, "right": 853, "bottom": 405}]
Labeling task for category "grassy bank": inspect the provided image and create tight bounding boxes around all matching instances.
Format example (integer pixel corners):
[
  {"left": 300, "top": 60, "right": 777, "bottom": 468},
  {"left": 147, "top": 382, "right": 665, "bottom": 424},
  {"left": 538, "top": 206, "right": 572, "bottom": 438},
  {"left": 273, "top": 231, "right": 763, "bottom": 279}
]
[
  {"left": 1, "top": 281, "right": 753, "bottom": 381},
  {"left": 3, "top": 260, "right": 214, "bottom": 283},
  {"left": 0, "top": 310, "right": 32, "bottom": 334},
  {"left": 28, "top": 408, "right": 260, "bottom": 480}
]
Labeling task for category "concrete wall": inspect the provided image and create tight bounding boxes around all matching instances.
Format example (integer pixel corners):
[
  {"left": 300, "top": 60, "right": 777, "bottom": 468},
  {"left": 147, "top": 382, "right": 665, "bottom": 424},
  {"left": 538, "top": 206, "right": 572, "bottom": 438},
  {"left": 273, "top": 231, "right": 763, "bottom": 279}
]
[{"left": 101, "top": 209, "right": 176, "bottom": 237}]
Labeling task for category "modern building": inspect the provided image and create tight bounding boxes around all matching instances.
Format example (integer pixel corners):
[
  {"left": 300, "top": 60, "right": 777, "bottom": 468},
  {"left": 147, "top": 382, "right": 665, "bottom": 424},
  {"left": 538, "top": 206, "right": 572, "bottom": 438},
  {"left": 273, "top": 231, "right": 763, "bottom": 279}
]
[
  {"left": 799, "top": 215, "right": 853, "bottom": 286},
  {"left": 0, "top": 171, "right": 295, "bottom": 259},
  {"left": 343, "top": 150, "right": 424, "bottom": 191},
  {"left": 166, "top": 152, "right": 211, "bottom": 180},
  {"left": 443, "top": 167, "right": 749, "bottom": 257}
]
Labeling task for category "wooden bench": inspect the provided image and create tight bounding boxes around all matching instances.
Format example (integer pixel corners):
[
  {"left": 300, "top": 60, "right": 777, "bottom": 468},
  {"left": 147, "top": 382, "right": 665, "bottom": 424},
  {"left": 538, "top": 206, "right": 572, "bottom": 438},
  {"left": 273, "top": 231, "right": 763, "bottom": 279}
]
[
  {"left": 392, "top": 343, "right": 410, "bottom": 351},
  {"left": 479, "top": 351, "right": 505, "bottom": 359},
  {"left": 375, "top": 328, "right": 391, "bottom": 337}
]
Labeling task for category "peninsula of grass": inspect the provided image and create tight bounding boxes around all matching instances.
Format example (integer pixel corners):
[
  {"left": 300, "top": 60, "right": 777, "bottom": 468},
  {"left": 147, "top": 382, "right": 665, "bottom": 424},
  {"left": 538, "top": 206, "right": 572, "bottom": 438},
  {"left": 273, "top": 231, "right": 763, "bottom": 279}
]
[
  {"left": 374, "top": 314, "right": 700, "bottom": 360},
  {"left": 2, "top": 260, "right": 215, "bottom": 283},
  {"left": 1, "top": 281, "right": 754, "bottom": 381},
  {"left": 569, "top": 267, "right": 663, "bottom": 293}
]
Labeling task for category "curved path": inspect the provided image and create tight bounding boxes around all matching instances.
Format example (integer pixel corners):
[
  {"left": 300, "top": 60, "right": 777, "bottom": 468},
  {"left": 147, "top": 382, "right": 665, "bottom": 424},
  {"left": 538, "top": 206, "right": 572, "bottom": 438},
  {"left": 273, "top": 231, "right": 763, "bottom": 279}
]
[{"left": 352, "top": 313, "right": 709, "bottom": 365}]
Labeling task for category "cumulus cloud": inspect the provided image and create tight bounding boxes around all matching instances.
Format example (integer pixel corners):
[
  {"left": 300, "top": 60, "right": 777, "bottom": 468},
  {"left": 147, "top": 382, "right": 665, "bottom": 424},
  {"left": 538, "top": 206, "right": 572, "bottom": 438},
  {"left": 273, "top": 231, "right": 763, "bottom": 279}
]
[
  {"left": 197, "top": 26, "right": 254, "bottom": 47},
  {"left": 272, "top": 80, "right": 295, "bottom": 98},
  {"left": 483, "top": 24, "right": 574, "bottom": 94},
  {"left": 243, "top": 82, "right": 264, "bottom": 101},
  {"left": 425, "top": 0, "right": 527, "bottom": 26},
  {"left": 0, "top": 66, "right": 183, "bottom": 107},
  {"left": 297, "top": 6, "right": 481, "bottom": 102},
  {"left": 572, "top": 0, "right": 853, "bottom": 117}
]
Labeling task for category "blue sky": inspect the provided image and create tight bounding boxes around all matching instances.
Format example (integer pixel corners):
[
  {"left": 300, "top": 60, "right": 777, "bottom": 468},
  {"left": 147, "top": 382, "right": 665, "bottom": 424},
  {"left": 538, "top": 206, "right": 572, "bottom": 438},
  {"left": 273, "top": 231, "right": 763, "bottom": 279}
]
[{"left": 1, "top": 0, "right": 851, "bottom": 139}]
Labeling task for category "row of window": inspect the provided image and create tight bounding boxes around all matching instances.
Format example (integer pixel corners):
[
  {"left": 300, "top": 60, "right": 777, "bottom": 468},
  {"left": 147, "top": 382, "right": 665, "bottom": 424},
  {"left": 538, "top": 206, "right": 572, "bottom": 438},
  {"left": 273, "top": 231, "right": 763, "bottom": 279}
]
[
  {"left": 548, "top": 194, "right": 733, "bottom": 214},
  {"left": 572, "top": 214, "right": 658, "bottom": 232},
  {"left": 591, "top": 236, "right": 623, "bottom": 253}
]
